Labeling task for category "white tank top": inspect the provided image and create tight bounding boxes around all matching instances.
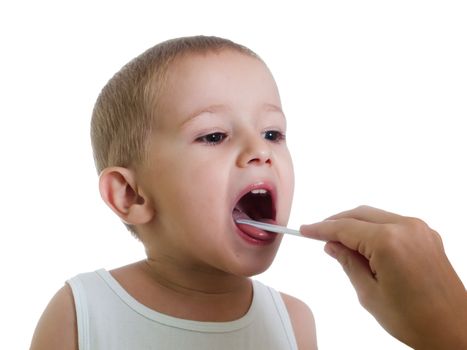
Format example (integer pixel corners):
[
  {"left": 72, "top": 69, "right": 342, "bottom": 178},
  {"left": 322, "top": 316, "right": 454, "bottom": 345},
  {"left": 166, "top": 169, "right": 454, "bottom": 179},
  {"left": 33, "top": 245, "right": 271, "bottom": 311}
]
[{"left": 68, "top": 269, "right": 298, "bottom": 350}]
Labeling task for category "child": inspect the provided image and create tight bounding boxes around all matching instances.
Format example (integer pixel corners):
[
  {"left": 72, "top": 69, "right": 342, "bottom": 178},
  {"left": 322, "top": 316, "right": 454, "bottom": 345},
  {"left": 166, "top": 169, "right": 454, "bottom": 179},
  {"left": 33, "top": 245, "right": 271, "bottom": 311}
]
[{"left": 30, "top": 36, "right": 317, "bottom": 350}]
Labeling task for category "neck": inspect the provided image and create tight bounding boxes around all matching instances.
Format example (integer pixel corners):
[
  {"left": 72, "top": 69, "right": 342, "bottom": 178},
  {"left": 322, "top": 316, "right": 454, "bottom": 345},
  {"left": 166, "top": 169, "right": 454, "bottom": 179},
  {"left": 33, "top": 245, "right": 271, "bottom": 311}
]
[
  {"left": 143, "top": 256, "right": 249, "bottom": 295},
  {"left": 111, "top": 258, "right": 253, "bottom": 322}
]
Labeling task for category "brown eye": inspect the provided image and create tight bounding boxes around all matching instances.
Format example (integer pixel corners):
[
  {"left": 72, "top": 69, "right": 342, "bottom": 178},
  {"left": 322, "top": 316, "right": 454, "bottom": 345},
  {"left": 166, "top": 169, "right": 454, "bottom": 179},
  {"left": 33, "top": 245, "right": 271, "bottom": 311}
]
[
  {"left": 196, "top": 132, "right": 227, "bottom": 145},
  {"left": 263, "top": 130, "right": 285, "bottom": 142}
]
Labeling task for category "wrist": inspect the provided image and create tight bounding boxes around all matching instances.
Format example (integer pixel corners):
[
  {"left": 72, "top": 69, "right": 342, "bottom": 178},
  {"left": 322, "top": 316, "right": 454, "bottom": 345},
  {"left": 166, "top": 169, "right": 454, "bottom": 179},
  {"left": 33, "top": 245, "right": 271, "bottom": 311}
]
[{"left": 411, "top": 291, "right": 467, "bottom": 350}]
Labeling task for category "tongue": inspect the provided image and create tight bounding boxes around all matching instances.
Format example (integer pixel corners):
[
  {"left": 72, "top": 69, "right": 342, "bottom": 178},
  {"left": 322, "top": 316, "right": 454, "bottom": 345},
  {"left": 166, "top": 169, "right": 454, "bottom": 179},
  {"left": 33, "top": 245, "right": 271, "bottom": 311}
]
[
  {"left": 232, "top": 209, "right": 276, "bottom": 241},
  {"left": 237, "top": 222, "right": 276, "bottom": 241}
]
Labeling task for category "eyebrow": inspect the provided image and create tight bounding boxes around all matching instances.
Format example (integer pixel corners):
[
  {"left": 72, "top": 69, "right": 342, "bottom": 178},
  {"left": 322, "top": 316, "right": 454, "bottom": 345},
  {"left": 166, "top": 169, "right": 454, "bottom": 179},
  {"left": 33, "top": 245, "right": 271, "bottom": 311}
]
[
  {"left": 263, "top": 103, "right": 285, "bottom": 116},
  {"left": 181, "top": 103, "right": 285, "bottom": 127}
]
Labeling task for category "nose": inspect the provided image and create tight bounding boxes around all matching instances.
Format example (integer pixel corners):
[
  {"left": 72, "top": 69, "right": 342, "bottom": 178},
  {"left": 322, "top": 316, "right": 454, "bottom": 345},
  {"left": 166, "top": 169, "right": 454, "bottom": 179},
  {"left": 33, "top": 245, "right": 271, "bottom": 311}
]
[{"left": 236, "top": 133, "right": 272, "bottom": 167}]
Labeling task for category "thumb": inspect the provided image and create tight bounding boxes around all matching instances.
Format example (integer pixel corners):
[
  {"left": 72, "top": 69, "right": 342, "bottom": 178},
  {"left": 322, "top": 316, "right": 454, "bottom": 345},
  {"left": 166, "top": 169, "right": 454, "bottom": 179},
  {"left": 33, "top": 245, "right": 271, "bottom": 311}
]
[{"left": 324, "top": 242, "right": 377, "bottom": 305}]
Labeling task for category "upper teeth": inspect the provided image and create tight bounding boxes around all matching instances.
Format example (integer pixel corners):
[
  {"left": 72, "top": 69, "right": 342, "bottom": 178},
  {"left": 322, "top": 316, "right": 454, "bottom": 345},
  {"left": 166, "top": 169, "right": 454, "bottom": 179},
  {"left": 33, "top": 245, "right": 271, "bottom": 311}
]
[{"left": 251, "top": 189, "right": 268, "bottom": 194}]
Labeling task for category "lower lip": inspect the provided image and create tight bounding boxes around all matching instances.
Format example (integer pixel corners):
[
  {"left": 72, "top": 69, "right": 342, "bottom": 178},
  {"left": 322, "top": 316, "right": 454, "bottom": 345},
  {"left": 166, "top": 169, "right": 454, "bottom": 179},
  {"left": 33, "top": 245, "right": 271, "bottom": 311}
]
[{"left": 234, "top": 222, "right": 278, "bottom": 246}]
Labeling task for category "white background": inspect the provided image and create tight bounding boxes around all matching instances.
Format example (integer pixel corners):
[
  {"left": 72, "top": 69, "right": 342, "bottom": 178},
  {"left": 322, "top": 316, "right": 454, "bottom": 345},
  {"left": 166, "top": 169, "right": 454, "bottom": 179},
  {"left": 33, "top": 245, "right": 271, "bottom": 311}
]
[{"left": 1, "top": 1, "right": 466, "bottom": 349}]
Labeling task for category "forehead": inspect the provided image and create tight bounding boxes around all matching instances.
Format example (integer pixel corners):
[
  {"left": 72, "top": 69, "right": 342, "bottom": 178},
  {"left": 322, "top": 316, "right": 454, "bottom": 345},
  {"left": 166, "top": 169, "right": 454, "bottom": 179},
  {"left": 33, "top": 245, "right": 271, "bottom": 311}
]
[{"left": 154, "top": 50, "right": 281, "bottom": 125}]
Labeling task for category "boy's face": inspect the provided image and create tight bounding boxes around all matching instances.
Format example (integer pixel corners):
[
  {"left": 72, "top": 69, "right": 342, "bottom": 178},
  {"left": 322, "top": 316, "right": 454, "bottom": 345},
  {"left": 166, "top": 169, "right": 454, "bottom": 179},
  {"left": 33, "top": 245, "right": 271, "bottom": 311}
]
[{"left": 137, "top": 50, "right": 294, "bottom": 277}]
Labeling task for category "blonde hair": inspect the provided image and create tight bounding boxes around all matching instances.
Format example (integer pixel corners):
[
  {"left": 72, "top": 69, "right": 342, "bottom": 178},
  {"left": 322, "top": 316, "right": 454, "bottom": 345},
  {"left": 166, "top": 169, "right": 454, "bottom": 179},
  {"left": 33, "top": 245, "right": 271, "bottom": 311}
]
[
  {"left": 91, "top": 35, "right": 259, "bottom": 174},
  {"left": 90, "top": 36, "right": 260, "bottom": 235}
]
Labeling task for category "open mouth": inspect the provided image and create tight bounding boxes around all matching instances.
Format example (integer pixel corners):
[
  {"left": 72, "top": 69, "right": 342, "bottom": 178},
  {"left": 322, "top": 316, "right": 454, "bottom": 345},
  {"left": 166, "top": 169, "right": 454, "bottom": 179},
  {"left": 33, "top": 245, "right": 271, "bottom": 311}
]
[
  {"left": 233, "top": 188, "right": 276, "bottom": 222},
  {"left": 232, "top": 186, "right": 277, "bottom": 243}
]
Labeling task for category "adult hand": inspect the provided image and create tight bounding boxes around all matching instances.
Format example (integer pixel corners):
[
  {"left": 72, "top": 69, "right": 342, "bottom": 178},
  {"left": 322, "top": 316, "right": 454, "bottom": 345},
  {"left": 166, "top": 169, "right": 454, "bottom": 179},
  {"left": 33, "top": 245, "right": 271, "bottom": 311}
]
[{"left": 301, "top": 206, "right": 467, "bottom": 349}]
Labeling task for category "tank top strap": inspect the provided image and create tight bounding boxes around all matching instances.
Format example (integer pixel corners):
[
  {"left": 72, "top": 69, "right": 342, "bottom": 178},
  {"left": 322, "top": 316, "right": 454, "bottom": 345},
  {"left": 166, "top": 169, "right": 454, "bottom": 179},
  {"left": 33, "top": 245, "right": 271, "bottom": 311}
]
[{"left": 252, "top": 280, "right": 298, "bottom": 350}]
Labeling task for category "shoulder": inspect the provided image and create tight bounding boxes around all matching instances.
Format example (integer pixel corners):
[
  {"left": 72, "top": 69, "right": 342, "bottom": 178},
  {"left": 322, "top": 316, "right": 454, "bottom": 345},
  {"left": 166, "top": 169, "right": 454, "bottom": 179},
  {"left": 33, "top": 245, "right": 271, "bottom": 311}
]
[
  {"left": 30, "top": 284, "right": 78, "bottom": 350},
  {"left": 281, "top": 292, "right": 317, "bottom": 350}
]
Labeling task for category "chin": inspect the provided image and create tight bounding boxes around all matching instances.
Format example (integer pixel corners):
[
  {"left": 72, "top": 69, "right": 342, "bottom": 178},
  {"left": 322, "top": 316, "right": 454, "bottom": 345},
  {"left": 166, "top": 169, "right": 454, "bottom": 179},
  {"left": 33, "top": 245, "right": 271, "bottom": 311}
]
[
  {"left": 229, "top": 250, "right": 279, "bottom": 277},
  {"left": 242, "top": 264, "right": 273, "bottom": 277}
]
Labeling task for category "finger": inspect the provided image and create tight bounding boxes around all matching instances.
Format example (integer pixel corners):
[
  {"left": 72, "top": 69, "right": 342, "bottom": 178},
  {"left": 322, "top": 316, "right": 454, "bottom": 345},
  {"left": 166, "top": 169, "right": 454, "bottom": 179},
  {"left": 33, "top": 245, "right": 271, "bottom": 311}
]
[
  {"left": 326, "top": 205, "right": 405, "bottom": 224},
  {"left": 300, "top": 218, "right": 379, "bottom": 259},
  {"left": 324, "top": 242, "right": 377, "bottom": 308}
]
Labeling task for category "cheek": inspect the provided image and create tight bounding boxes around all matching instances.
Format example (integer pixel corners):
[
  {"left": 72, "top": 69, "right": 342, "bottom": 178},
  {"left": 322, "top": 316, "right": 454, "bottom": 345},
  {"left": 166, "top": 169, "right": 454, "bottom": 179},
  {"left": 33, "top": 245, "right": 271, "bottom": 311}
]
[
  {"left": 171, "top": 158, "right": 230, "bottom": 215},
  {"left": 281, "top": 149, "right": 295, "bottom": 193},
  {"left": 277, "top": 150, "right": 295, "bottom": 218}
]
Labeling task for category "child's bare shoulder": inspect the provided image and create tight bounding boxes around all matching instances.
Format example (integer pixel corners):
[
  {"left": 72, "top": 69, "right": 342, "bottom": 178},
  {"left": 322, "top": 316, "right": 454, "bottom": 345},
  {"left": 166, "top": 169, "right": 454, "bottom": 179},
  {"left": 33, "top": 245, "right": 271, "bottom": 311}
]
[
  {"left": 281, "top": 292, "right": 317, "bottom": 350},
  {"left": 30, "top": 284, "right": 78, "bottom": 350}
]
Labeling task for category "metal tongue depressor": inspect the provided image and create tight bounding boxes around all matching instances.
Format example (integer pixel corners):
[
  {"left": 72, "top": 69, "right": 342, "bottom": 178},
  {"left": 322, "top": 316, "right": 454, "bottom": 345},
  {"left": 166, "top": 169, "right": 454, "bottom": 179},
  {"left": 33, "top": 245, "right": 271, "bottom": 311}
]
[{"left": 235, "top": 219, "right": 304, "bottom": 238}]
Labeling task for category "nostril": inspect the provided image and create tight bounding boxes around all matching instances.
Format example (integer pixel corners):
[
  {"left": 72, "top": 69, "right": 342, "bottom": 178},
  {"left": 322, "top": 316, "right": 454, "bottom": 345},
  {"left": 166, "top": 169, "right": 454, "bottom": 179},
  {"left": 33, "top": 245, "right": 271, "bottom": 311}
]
[
  {"left": 246, "top": 149, "right": 272, "bottom": 165},
  {"left": 248, "top": 158, "right": 271, "bottom": 165},
  {"left": 237, "top": 137, "right": 273, "bottom": 167}
]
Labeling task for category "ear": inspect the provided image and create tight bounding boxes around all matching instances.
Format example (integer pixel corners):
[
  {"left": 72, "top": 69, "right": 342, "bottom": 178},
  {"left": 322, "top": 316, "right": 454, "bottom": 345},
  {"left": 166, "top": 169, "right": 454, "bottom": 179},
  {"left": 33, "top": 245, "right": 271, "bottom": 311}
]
[{"left": 98, "top": 167, "right": 154, "bottom": 225}]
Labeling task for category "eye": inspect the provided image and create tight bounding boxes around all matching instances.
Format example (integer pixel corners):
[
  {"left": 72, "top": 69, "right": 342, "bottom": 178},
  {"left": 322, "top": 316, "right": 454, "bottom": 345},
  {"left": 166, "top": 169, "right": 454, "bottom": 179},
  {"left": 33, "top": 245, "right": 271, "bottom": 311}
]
[
  {"left": 263, "top": 130, "right": 286, "bottom": 143},
  {"left": 196, "top": 132, "right": 228, "bottom": 145}
]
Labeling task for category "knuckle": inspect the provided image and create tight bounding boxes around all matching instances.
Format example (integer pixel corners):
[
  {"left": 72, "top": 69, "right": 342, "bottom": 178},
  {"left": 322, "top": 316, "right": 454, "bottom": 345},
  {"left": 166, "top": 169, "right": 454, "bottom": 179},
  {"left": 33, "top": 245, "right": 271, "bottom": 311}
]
[
  {"left": 373, "top": 223, "right": 401, "bottom": 255},
  {"left": 432, "top": 229, "right": 444, "bottom": 245},
  {"left": 406, "top": 216, "right": 428, "bottom": 231},
  {"left": 355, "top": 204, "right": 371, "bottom": 212},
  {"left": 378, "top": 223, "right": 398, "bottom": 243},
  {"left": 376, "top": 216, "right": 442, "bottom": 256},
  {"left": 405, "top": 216, "right": 440, "bottom": 241}
]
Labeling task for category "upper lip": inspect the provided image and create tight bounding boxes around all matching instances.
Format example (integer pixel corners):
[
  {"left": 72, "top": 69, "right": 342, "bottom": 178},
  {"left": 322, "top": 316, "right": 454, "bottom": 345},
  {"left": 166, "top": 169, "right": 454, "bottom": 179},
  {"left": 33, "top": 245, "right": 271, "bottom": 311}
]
[{"left": 231, "top": 180, "right": 277, "bottom": 221}]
